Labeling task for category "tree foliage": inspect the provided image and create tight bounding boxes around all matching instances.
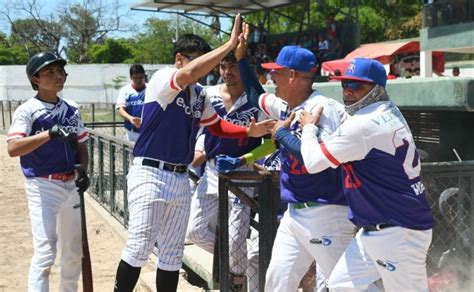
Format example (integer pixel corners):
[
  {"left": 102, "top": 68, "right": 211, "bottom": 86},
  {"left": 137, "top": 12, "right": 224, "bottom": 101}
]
[{"left": 87, "top": 38, "right": 133, "bottom": 63}]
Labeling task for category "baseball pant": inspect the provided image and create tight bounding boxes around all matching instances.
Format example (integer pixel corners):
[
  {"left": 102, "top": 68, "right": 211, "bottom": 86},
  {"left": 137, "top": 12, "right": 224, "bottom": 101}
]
[
  {"left": 121, "top": 163, "right": 191, "bottom": 271},
  {"left": 25, "top": 177, "right": 82, "bottom": 292},
  {"left": 186, "top": 162, "right": 253, "bottom": 275},
  {"left": 328, "top": 227, "right": 432, "bottom": 292},
  {"left": 265, "top": 204, "right": 354, "bottom": 292}
]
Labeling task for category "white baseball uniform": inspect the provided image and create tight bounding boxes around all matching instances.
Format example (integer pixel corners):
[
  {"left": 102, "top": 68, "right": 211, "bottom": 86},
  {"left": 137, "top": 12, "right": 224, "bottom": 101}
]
[
  {"left": 116, "top": 83, "right": 146, "bottom": 143},
  {"left": 300, "top": 100, "right": 434, "bottom": 291},
  {"left": 255, "top": 91, "right": 355, "bottom": 291},
  {"left": 186, "top": 84, "right": 264, "bottom": 276},
  {"left": 7, "top": 97, "right": 88, "bottom": 291}
]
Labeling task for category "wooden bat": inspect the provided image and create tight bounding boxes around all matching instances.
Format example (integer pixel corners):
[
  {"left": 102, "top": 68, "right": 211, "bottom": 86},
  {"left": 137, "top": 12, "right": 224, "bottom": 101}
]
[{"left": 75, "top": 165, "right": 93, "bottom": 292}]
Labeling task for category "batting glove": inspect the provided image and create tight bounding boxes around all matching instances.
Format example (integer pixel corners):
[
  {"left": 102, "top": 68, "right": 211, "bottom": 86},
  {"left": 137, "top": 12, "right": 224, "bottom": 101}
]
[
  {"left": 216, "top": 155, "right": 243, "bottom": 173},
  {"left": 49, "top": 124, "right": 78, "bottom": 151},
  {"left": 75, "top": 169, "right": 90, "bottom": 193}
]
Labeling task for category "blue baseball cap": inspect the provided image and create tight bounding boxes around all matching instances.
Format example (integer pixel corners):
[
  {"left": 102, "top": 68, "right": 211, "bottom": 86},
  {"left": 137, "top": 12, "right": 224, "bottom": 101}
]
[
  {"left": 331, "top": 58, "right": 387, "bottom": 88},
  {"left": 261, "top": 46, "right": 317, "bottom": 73}
]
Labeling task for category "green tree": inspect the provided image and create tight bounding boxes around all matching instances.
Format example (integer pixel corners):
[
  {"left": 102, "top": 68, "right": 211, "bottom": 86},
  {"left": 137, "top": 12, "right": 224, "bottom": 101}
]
[
  {"left": 0, "top": 32, "right": 29, "bottom": 64},
  {"left": 88, "top": 38, "right": 133, "bottom": 63}
]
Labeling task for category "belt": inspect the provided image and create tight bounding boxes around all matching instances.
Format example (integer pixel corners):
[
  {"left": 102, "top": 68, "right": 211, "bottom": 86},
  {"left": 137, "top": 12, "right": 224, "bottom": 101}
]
[
  {"left": 291, "top": 201, "right": 320, "bottom": 209},
  {"left": 40, "top": 172, "right": 75, "bottom": 182},
  {"left": 362, "top": 223, "right": 396, "bottom": 232},
  {"left": 142, "top": 158, "right": 188, "bottom": 174}
]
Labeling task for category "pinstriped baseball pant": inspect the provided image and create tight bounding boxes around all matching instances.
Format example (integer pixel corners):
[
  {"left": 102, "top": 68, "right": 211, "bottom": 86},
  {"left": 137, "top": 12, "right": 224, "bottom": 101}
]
[{"left": 121, "top": 164, "right": 191, "bottom": 271}]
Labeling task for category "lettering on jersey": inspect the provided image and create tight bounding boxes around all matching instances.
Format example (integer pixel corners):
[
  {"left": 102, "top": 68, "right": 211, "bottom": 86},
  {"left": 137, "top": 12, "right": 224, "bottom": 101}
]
[
  {"left": 376, "top": 260, "right": 397, "bottom": 272},
  {"left": 128, "top": 99, "right": 144, "bottom": 106},
  {"left": 370, "top": 108, "right": 402, "bottom": 126},
  {"left": 309, "top": 236, "right": 332, "bottom": 246},
  {"left": 210, "top": 95, "right": 258, "bottom": 126},
  {"left": 35, "top": 104, "right": 81, "bottom": 134},
  {"left": 176, "top": 96, "right": 202, "bottom": 118},
  {"left": 411, "top": 181, "right": 426, "bottom": 196}
]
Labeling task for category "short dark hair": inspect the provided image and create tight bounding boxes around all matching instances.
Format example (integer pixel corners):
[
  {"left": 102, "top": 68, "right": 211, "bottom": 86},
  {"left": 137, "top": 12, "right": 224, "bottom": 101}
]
[
  {"left": 173, "top": 34, "right": 211, "bottom": 57},
  {"left": 453, "top": 66, "right": 460, "bottom": 71},
  {"left": 221, "top": 51, "right": 237, "bottom": 64},
  {"left": 130, "top": 64, "right": 145, "bottom": 77}
]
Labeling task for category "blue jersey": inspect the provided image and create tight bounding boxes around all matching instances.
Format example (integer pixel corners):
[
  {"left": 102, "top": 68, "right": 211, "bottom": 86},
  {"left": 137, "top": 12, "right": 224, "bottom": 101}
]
[
  {"left": 116, "top": 84, "right": 146, "bottom": 132},
  {"left": 7, "top": 97, "right": 88, "bottom": 177},
  {"left": 203, "top": 85, "right": 263, "bottom": 160},
  {"left": 133, "top": 67, "right": 219, "bottom": 164},
  {"left": 301, "top": 101, "right": 433, "bottom": 230},
  {"left": 257, "top": 91, "right": 348, "bottom": 205}
]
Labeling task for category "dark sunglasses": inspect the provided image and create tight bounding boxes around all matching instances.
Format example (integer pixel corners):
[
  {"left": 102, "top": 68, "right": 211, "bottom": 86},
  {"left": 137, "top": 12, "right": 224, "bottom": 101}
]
[{"left": 341, "top": 80, "right": 371, "bottom": 90}]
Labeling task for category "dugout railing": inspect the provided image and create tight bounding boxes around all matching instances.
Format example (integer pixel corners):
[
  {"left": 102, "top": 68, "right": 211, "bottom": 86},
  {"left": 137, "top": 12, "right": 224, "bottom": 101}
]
[{"left": 84, "top": 127, "right": 472, "bottom": 291}]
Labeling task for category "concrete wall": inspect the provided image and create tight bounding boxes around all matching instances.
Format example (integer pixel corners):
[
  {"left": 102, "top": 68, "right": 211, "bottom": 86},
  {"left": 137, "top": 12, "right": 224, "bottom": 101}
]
[{"left": 0, "top": 64, "right": 169, "bottom": 103}]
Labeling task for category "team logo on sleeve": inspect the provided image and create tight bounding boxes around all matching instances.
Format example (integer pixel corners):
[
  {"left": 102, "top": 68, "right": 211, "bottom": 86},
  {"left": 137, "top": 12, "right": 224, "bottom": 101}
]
[
  {"left": 376, "top": 260, "right": 397, "bottom": 272},
  {"left": 309, "top": 236, "right": 332, "bottom": 246}
]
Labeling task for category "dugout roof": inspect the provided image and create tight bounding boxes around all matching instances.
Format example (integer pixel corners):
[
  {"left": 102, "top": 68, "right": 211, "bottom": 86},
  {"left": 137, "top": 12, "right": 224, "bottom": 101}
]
[{"left": 131, "top": 0, "right": 304, "bottom": 16}]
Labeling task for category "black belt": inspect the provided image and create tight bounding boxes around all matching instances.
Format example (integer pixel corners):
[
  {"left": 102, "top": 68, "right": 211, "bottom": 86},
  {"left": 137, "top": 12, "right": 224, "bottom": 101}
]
[
  {"left": 362, "top": 224, "right": 396, "bottom": 232},
  {"left": 142, "top": 159, "right": 188, "bottom": 174}
]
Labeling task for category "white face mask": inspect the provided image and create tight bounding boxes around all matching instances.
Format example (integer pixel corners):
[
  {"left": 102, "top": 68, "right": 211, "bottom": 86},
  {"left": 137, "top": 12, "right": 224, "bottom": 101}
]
[{"left": 344, "top": 85, "right": 389, "bottom": 115}]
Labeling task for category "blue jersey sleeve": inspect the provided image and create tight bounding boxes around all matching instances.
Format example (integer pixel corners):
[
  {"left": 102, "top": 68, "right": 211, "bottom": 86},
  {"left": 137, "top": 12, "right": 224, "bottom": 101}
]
[
  {"left": 237, "top": 58, "right": 265, "bottom": 109},
  {"left": 275, "top": 127, "right": 303, "bottom": 164}
]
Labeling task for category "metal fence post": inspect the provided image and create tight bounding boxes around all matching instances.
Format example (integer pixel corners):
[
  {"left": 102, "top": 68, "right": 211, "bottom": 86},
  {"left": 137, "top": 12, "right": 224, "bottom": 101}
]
[
  {"left": 98, "top": 137, "right": 104, "bottom": 202},
  {"left": 109, "top": 141, "right": 116, "bottom": 213},
  {"left": 1, "top": 101, "right": 5, "bottom": 130},
  {"left": 112, "top": 103, "right": 116, "bottom": 136},
  {"left": 258, "top": 174, "right": 279, "bottom": 292},
  {"left": 8, "top": 101, "right": 12, "bottom": 125},
  {"left": 218, "top": 175, "right": 230, "bottom": 292},
  {"left": 91, "top": 104, "right": 95, "bottom": 129},
  {"left": 122, "top": 145, "right": 129, "bottom": 226}
]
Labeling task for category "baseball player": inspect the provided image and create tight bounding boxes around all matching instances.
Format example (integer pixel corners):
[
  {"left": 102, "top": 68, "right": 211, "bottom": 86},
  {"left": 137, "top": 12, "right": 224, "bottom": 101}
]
[
  {"left": 218, "top": 23, "right": 355, "bottom": 291},
  {"left": 113, "top": 14, "right": 274, "bottom": 292},
  {"left": 7, "top": 51, "right": 90, "bottom": 291},
  {"left": 185, "top": 51, "right": 267, "bottom": 290},
  {"left": 116, "top": 63, "right": 147, "bottom": 143},
  {"left": 298, "top": 58, "right": 434, "bottom": 291}
]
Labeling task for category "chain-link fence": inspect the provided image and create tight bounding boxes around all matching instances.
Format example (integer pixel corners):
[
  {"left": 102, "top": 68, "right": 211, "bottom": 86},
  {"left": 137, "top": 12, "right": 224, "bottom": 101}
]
[{"left": 0, "top": 100, "right": 22, "bottom": 131}]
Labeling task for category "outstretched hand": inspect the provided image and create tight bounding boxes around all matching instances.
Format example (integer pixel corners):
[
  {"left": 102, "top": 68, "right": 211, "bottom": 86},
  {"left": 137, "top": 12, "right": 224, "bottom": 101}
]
[
  {"left": 235, "top": 22, "right": 250, "bottom": 60},
  {"left": 228, "top": 14, "right": 242, "bottom": 49},
  {"left": 299, "top": 106, "right": 324, "bottom": 127},
  {"left": 247, "top": 118, "right": 276, "bottom": 137}
]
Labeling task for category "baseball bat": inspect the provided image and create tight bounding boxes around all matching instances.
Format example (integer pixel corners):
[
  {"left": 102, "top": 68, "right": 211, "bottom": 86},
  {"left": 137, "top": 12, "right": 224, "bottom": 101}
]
[{"left": 75, "top": 165, "right": 93, "bottom": 292}]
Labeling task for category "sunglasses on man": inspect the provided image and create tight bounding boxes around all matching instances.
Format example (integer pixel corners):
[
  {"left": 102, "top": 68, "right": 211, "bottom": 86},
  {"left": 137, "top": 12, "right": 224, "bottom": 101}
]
[{"left": 341, "top": 80, "right": 372, "bottom": 90}]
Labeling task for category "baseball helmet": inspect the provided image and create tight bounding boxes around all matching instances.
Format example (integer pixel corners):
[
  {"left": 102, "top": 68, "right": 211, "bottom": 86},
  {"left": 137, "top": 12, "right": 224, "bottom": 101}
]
[{"left": 26, "top": 51, "right": 67, "bottom": 90}]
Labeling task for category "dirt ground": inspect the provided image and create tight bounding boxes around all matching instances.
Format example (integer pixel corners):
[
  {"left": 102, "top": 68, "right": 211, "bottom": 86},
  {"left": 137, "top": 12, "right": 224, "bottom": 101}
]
[{"left": 0, "top": 134, "right": 201, "bottom": 291}]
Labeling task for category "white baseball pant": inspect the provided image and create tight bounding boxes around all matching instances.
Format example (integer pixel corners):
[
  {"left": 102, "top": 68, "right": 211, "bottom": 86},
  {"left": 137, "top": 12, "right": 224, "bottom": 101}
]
[
  {"left": 328, "top": 227, "right": 432, "bottom": 292},
  {"left": 265, "top": 204, "right": 354, "bottom": 291},
  {"left": 25, "top": 177, "right": 82, "bottom": 292},
  {"left": 186, "top": 162, "right": 253, "bottom": 275},
  {"left": 121, "top": 162, "right": 192, "bottom": 271}
]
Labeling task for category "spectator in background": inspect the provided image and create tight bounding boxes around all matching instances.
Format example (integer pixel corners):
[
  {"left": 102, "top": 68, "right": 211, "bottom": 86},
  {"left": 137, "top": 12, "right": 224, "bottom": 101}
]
[
  {"left": 206, "top": 66, "right": 221, "bottom": 85},
  {"left": 317, "top": 33, "right": 329, "bottom": 61},
  {"left": 325, "top": 33, "right": 341, "bottom": 61},
  {"left": 452, "top": 66, "right": 460, "bottom": 77},
  {"left": 116, "top": 63, "right": 147, "bottom": 143},
  {"left": 326, "top": 13, "right": 337, "bottom": 38},
  {"left": 302, "top": 33, "right": 313, "bottom": 50}
]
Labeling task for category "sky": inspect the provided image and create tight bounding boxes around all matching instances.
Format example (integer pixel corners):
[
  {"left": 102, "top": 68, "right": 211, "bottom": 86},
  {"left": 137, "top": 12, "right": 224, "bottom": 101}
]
[{"left": 0, "top": 0, "right": 231, "bottom": 39}]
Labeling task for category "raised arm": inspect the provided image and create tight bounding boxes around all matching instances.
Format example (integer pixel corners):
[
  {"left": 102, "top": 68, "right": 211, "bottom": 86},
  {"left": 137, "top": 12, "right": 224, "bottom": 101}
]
[{"left": 175, "top": 14, "right": 242, "bottom": 88}]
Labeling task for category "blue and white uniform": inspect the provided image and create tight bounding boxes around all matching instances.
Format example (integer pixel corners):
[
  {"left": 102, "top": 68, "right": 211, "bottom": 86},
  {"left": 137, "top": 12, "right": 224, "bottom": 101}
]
[
  {"left": 186, "top": 84, "right": 264, "bottom": 277},
  {"left": 256, "top": 91, "right": 355, "bottom": 291},
  {"left": 7, "top": 97, "right": 88, "bottom": 291},
  {"left": 121, "top": 67, "right": 219, "bottom": 271},
  {"left": 116, "top": 83, "right": 146, "bottom": 143},
  {"left": 301, "top": 100, "right": 434, "bottom": 291}
]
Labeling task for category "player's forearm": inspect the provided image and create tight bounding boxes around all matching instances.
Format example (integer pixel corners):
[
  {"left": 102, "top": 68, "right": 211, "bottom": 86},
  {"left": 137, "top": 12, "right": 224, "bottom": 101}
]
[
  {"left": 117, "top": 107, "right": 133, "bottom": 122},
  {"left": 7, "top": 131, "right": 50, "bottom": 157},
  {"left": 237, "top": 58, "right": 265, "bottom": 109},
  {"left": 176, "top": 41, "right": 234, "bottom": 87},
  {"left": 300, "top": 124, "right": 332, "bottom": 173},
  {"left": 206, "top": 119, "right": 248, "bottom": 138},
  {"left": 241, "top": 138, "right": 276, "bottom": 164},
  {"left": 191, "top": 151, "right": 206, "bottom": 168},
  {"left": 275, "top": 128, "right": 304, "bottom": 164},
  {"left": 77, "top": 142, "right": 89, "bottom": 171}
]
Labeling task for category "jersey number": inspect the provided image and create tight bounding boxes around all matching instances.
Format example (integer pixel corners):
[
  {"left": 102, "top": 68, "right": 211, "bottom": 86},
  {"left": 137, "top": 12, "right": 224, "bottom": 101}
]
[
  {"left": 289, "top": 155, "right": 308, "bottom": 175},
  {"left": 392, "top": 127, "right": 420, "bottom": 180},
  {"left": 343, "top": 164, "right": 361, "bottom": 189}
]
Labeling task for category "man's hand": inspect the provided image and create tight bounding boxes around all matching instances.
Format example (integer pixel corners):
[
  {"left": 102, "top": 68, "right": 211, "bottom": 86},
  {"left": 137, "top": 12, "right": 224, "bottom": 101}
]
[
  {"left": 75, "top": 165, "right": 90, "bottom": 193},
  {"left": 272, "top": 112, "right": 295, "bottom": 142},
  {"left": 299, "top": 106, "right": 324, "bottom": 127},
  {"left": 247, "top": 118, "right": 276, "bottom": 137},
  {"left": 130, "top": 117, "right": 142, "bottom": 128},
  {"left": 49, "top": 124, "right": 78, "bottom": 151},
  {"left": 235, "top": 22, "right": 250, "bottom": 61},
  {"left": 216, "top": 155, "right": 243, "bottom": 173},
  {"left": 228, "top": 13, "right": 242, "bottom": 49}
]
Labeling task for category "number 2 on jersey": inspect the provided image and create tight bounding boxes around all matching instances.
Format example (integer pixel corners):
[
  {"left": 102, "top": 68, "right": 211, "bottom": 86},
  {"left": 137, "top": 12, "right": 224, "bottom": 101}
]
[{"left": 393, "top": 126, "right": 421, "bottom": 179}]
